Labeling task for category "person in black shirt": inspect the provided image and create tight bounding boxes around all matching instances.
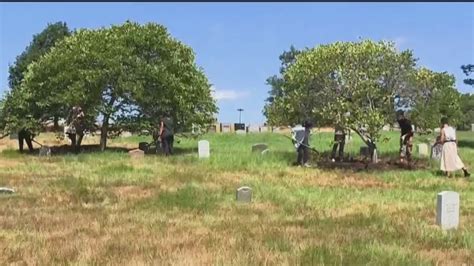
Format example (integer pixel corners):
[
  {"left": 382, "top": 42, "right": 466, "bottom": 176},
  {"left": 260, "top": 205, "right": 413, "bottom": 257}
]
[
  {"left": 18, "top": 128, "right": 34, "bottom": 153},
  {"left": 160, "top": 114, "right": 174, "bottom": 156},
  {"left": 397, "top": 111, "right": 414, "bottom": 163}
]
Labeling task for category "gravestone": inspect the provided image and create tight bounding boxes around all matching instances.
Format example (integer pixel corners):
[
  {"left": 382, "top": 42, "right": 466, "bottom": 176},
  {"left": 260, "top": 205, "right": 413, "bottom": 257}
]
[
  {"left": 236, "top": 130, "right": 246, "bottom": 135},
  {"left": 222, "top": 123, "right": 232, "bottom": 133},
  {"left": 39, "top": 146, "right": 51, "bottom": 157},
  {"left": 472, "top": 124, "right": 474, "bottom": 132},
  {"left": 129, "top": 149, "right": 145, "bottom": 159},
  {"left": 436, "top": 191, "right": 460, "bottom": 230},
  {"left": 198, "top": 140, "right": 210, "bottom": 158},
  {"left": 248, "top": 125, "right": 260, "bottom": 133},
  {"left": 252, "top": 143, "right": 268, "bottom": 153},
  {"left": 261, "top": 149, "right": 270, "bottom": 155},
  {"left": 236, "top": 186, "right": 252, "bottom": 202},
  {"left": 0, "top": 187, "right": 15, "bottom": 194},
  {"left": 382, "top": 124, "right": 391, "bottom": 131},
  {"left": 260, "top": 126, "right": 269, "bottom": 133},
  {"left": 417, "top": 143, "right": 429, "bottom": 157}
]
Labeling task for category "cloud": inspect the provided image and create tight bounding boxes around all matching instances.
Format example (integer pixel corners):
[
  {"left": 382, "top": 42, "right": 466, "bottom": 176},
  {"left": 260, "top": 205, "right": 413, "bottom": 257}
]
[{"left": 211, "top": 86, "right": 250, "bottom": 101}]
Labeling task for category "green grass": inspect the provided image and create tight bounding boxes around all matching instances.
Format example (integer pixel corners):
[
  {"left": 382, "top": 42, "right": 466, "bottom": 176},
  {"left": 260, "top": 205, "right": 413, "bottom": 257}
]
[{"left": 0, "top": 130, "right": 473, "bottom": 264}]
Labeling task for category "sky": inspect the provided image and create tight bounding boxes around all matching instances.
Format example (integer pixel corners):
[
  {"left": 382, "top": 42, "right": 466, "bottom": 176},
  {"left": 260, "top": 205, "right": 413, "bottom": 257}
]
[{"left": 1, "top": 3, "right": 473, "bottom": 125}]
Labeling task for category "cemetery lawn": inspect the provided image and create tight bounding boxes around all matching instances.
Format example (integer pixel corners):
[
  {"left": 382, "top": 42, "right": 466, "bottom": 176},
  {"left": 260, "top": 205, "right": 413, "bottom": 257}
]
[{"left": 0, "top": 131, "right": 473, "bottom": 265}]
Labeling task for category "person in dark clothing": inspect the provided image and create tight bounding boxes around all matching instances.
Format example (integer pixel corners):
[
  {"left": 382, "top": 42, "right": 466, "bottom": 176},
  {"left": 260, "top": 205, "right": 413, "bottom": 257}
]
[
  {"left": 293, "top": 120, "right": 313, "bottom": 167},
  {"left": 397, "top": 111, "right": 414, "bottom": 163},
  {"left": 18, "top": 128, "right": 34, "bottom": 153},
  {"left": 65, "top": 106, "right": 85, "bottom": 154},
  {"left": 331, "top": 125, "right": 346, "bottom": 162},
  {"left": 160, "top": 114, "right": 174, "bottom": 156}
]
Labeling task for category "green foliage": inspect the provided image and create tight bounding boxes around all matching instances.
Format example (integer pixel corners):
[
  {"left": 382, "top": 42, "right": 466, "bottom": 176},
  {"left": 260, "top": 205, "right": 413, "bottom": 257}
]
[
  {"left": 283, "top": 40, "right": 416, "bottom": 148},
  {"left": 19, "top": 21, "right": 217, "bottom": 149},
  {"left": 0, "top": 22, "right": 71, "bottom": 135},
  {"left": 457, "top": 93, "right": 474, "bottom": 130},
  {"left": 409, "top": 68, "right": 462, "bottom": 132},
  {"left": 461, "top": 64, "right": 474, "bottom": 87}
]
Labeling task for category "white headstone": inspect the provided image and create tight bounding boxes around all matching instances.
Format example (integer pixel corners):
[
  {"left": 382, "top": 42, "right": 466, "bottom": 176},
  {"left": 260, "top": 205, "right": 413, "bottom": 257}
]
[
  {"left": 260, "top": 126, "right": 269, "bottom": 132},
  {"left": 236, "top": 130, "right": 246, "bottom": 135},
  {"left": 472, "top": 124, "right": 474, "bottom": 132},
  {"left": 129, "top": 149, "right": 145, "bottom": 159},
  {"left": 121, "top": 131, "right": 132, "bottom": 138},
  {"left": 222, "top": 124, "right": 231, "bottom": 133},
  {"left": 198, "top": 140, "right": 210, "bottom": 158},
  {"left": 0, "top": 187, "right": 15, "bottom": 194},
  {"left": 382, "top": 124, "right": 391, "bottom": 131},
  {"left": 436, "top": 191, "right": 460, "bottom": 230},
  {"left": 248, "top": 125, "right": 260, "bottom": 133},
  {"left": 236, "top": 186, "right": 252, "bottom": 202},
  {"left": 434, "top": 128, "right": 441, "bottom": 133},
  {"left": 417, "top": 143, "right": 429, "bottom": 157}
]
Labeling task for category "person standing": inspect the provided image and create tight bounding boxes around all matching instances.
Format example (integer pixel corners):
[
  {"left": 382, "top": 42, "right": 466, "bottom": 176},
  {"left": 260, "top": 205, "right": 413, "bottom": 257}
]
[
  {"left": 160, "top": 114, "right": 174, "bottom": 156},
  {"left": 397, "top": 111, "right": 414, "bottom": 163},
  {"left": 18, "top": 128, "right": 34, "bottom": 153},
  {"left": 331, "top": 125, "right": 346, "bottom": 162},
  {"left": 292, "top": 120, "right": 313, "bottom": 167},
  {"left": 439, "top": 117, "right": 470, "bottom": 178},
  {"left": 65, "top": 106, "right": 85, "bottom": 153}
]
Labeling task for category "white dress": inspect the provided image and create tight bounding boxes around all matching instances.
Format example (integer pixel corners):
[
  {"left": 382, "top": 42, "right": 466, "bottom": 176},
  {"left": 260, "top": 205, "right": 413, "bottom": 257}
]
[{"left": 440, "top": 126, "right": 465, "bottom": 172}]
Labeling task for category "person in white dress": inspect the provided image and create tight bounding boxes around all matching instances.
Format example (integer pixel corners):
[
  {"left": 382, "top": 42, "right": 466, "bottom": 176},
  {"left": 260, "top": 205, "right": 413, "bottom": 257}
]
[{"left": 439, "top": 117, "right": 470, "bottom": 178}]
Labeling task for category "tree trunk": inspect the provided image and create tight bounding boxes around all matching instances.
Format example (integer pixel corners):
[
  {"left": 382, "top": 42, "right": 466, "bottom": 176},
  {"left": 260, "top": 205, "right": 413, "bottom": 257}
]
[
  {"left": 100, "top": 114, "right": 110, "bottom": 151},
  {"left": 53, "top": 116, "right": 59, "bottom": 131},
  {"left": 351, "top": 127, "right": 378, "bottom": 163}
]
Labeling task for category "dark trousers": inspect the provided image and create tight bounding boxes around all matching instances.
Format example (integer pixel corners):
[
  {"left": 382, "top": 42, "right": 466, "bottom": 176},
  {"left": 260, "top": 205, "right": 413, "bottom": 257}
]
[
  {"left": 18, "top": 129, "right": 34, "bottom": 153},
  {"left": 297, "top": 145, "right": 309, "bottom": 165},
  {"left": 162, "top": 135, "right": 173, "bottom": 156},
  {"left": 331, "top": 135, "right": 346, "bottom": 160},
  {"left": 68, "top": 133, "right": 84, "bottom": 153}
]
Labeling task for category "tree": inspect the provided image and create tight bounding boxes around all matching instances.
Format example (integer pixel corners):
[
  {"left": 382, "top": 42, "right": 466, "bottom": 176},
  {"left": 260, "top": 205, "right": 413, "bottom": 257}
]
[
  {"left": 457, "top": 93, "right": 474, "bottom": 130},
  {"left": 409, "top": 68, "right": 462, "bottom": 132},
  {"left": 282, "top": 40, "right": 416, "bottom": 158},
  {"left": 263, "top": 46, "right": 304, "bottom": 125},
  {"left": 21, "top": 21, "right": 217, "bottom": 151},
  {"left": 0, "top": 22, "right": 71, "bottom": 136},
  {"left": 461, "top": 64, "right": 474, "bottom": 86}
]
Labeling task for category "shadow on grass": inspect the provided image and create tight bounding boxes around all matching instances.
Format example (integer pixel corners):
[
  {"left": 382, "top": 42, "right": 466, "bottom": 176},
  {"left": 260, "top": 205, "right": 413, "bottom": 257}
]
[
  {"left": 1, "top": 144, "right": 195, "bottom": 157},
  {"left": 458, "top": 140, "right": 474, "bottom": 149}
]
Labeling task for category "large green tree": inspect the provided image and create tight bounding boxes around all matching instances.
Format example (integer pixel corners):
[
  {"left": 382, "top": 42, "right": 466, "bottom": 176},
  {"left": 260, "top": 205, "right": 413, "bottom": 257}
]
[
  {"left": 0, "top": 22, "right": 71, "bottom": 137},
  {"left": 281, "top": 40, "right": 416, "bottom": 157},
  {"left": 409, "top": 68, "right": 462, "bottom": 132},
  {"left": 21, "top": 21, "right": 217, "bottom": 150}
]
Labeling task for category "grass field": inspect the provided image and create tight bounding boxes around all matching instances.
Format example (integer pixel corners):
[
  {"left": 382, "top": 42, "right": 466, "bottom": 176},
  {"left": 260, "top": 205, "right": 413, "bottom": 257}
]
[{"left": 0, "top": 131, "right": 473, "bottom": 265}]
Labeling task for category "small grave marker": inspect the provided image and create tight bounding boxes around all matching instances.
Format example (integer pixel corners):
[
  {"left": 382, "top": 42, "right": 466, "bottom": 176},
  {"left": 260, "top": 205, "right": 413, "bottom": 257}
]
[
  {"left": 261, "top": 149, "right": 270, "bottom": 155},
  {"left": 472, "top": 124, "right": 474, "bottom": 132},
  {"left": 236, "top": 186, "right": 252, "bottom": 203},
  {"left": 198, "top": 140, "right": 210, "bottom": 158},
  {"left": 436, "top": 191, "right": 460, "bottom": 230},
  {"left": 252, "top": 143, "right": 268, "bottom": 153},
  {"left": 129, "top": 149, "right": 145, "bottom": 159},
  {"left": 417, "top": 143, "right": 429, "bottom": 157}
]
